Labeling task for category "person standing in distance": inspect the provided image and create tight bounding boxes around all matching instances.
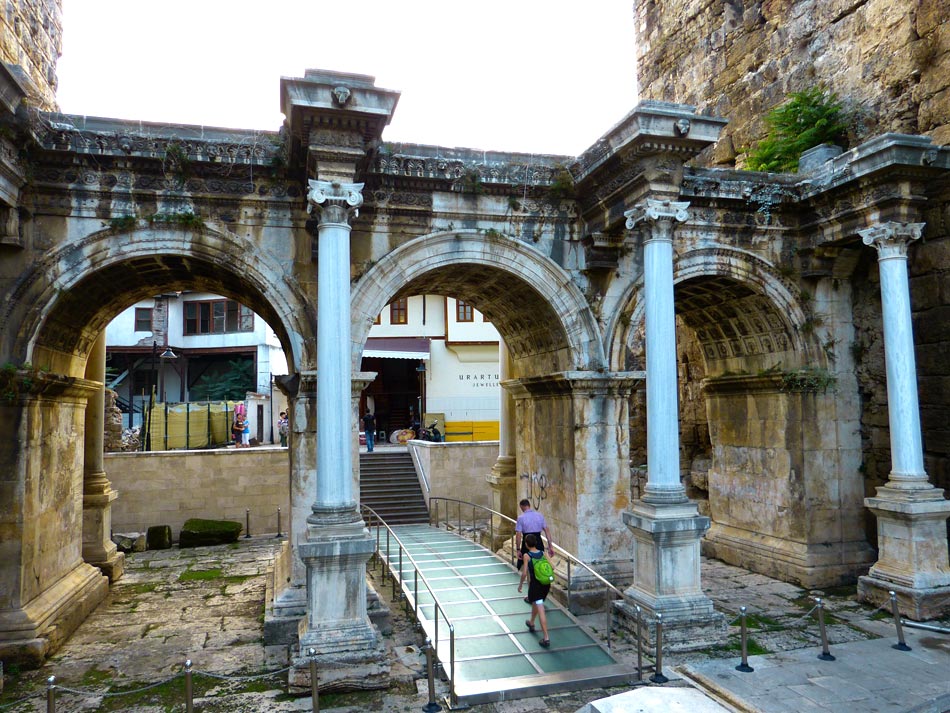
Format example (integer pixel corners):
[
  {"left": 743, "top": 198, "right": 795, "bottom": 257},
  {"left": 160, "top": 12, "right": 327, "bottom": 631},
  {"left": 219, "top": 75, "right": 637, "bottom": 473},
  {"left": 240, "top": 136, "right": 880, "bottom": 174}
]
[
  {"left": 362, "top": 411, "right": 376, "bottom": 452},
  {"left": 515, "top": 498, "right": 553, "bottom": 571}
]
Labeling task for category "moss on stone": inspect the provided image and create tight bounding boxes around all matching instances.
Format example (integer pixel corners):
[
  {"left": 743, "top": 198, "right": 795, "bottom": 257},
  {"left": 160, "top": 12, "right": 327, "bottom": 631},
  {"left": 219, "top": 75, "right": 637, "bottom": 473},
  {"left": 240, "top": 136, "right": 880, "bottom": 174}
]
[{"left": 179, "top": 519, "right": 242, "bottom": 548}]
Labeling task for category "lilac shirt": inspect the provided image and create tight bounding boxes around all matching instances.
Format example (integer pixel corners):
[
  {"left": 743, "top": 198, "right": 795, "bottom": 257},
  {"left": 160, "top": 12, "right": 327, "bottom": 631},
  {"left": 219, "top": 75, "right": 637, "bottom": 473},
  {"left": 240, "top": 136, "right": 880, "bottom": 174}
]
[{"left": 516, "top": 509, "right": 546, "bottom": 534}]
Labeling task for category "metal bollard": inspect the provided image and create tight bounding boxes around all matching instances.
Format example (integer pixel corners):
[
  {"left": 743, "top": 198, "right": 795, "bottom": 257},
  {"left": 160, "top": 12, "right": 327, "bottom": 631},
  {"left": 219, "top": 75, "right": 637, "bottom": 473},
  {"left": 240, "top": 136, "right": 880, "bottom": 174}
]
[
  {"left": 245, "top": 508, "right": 252, "bottom": 538},
  {"left": 276, "top": 507, "right": 282, "bottom": 538},
  {"left": 635, "top": 605, "right": 643, "bottom": 682},
  {"left": 309, "top": 648, "right": 319, "bottom": 713},
  {"left": 185, "top": 660, "right": 193, "bottom": 713},
  {"left": 422, "top": 638, "right": 442, "bottom": 712},
  {"left": 46, "top": 675, "right": 55, "bottom": 713},
  {"left": 815, "top": 598, "right": 836, "bottom": 661},
  {"left": 735, "top": 606, "right": 754, "bottom": 672},
  {"left": 889, "top": 591, "right": 912, "bottom": 651},
  {"left": 649, "top": 613, "right": 669, "bottom": 684}
]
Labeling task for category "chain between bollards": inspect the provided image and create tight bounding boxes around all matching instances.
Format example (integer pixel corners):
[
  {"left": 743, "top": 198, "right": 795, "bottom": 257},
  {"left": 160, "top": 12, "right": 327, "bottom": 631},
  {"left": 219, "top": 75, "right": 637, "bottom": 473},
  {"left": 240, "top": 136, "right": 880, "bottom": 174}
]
[
  {"left": 184, "top": 660, "right": 193, "bottom": 713},
  {"left": 815, "top": 598, "right": 836, "bottom": 661},
  {"left": 276, "top": 507, "right": 282, "bottom": 538},
  {"left": 245, "top": 508, "right": 251, "bottom": 538},
  {"left": 889, "top": 591, "right": 912, "bottom": 651},
  {"left": 46, "top": 675, "right": 55, "bottom": 713},
  {"left": 649, "top": 613, "right": 669, "bottom": 684},
  {"left": 735, "top": 606, "right": 755, "bottom": 673},
  {"left": 422, "top": 637, "right": 442, "bottom": 712},
  {"left": 309, "top": 648, "right": 319, "bottom": 713}
]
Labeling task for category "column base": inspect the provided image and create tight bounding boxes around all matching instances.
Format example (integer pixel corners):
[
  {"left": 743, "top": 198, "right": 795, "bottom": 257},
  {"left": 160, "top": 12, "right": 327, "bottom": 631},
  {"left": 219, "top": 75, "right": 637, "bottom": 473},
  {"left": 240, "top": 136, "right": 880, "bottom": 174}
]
[
  {"left": 860, "top": 485, "right": 950, "bottom": 619},
  {"left": 857, "top": 576, "right": 950, "bottom": 621},
  {"left": 621, "top": 500, "right": 726, "bottom": 651},
  {"left": 288, "top": 632, "right": 390, "bottom": 692},
  {"left": 86, "top": 551, "right": 126, "bottom": 583},
  {"left": 292, "top": 522, "right": 390, "bottom": 690},
  {"left": 614, "top": 599, "right": 727, "bottom": 654},
  {"left": 0, "top": 563, "right": 108, "bottom": 667}
]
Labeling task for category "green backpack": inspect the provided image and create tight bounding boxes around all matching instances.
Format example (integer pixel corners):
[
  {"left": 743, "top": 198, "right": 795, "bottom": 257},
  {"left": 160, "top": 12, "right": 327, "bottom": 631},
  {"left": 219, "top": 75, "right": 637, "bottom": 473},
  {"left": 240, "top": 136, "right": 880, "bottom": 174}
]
[{"left": 531, "top": 554, "right": 555, "bottom": 585}]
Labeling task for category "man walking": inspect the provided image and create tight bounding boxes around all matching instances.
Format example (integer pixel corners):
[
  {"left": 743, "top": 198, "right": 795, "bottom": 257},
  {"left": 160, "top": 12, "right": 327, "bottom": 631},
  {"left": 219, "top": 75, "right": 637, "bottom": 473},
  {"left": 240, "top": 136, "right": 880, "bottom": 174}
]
[
  {"left": 515, "top": 498, "right": 553, "bottom": 570},
  {"left": 362, "top": 411, "right": 376, "bottom": 452}
]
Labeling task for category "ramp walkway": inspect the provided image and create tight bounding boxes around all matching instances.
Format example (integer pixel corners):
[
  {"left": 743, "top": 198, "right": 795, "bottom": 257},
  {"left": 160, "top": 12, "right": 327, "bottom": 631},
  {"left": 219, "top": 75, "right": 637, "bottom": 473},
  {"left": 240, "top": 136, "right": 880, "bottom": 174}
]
[{"left": 372, "top": 522, "right": 638, "bottom": 707}]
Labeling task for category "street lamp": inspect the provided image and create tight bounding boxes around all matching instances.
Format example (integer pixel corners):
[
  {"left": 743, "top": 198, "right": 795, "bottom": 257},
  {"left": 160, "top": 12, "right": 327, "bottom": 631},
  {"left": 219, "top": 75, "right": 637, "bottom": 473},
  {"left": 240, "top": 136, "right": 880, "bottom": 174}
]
[{"left": 158, "top": 346, "right": 177, "bottom": 403}]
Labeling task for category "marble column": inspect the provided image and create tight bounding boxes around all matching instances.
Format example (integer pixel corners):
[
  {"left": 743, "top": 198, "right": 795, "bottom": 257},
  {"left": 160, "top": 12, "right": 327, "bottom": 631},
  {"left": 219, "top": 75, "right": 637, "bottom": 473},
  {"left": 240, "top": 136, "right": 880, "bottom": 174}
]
[
  {"left": 82, "top": 332, "right": 124, "bottom": 581},
  {"left": 619, "top": 199, "right": 724, "bottom": 650},
  {"left": 857, "top": 222, "right": 950, "bottom": 619},
  {"left": 293, "top": 180, "right": 388, "bottom": 689},
  {"left": 487, "top": 336, "right": 517, "bottom": 548}
]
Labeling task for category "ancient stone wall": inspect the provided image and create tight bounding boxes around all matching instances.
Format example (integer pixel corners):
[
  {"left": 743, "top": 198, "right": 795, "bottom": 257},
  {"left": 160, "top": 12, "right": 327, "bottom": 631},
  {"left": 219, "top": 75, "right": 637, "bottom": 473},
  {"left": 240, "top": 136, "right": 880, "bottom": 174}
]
[
  {"left": 0, "top": 0, "right": 61, "bottom": 111},
  {"left": 634, "top": 0, "right": 950, "bottom": 166}
]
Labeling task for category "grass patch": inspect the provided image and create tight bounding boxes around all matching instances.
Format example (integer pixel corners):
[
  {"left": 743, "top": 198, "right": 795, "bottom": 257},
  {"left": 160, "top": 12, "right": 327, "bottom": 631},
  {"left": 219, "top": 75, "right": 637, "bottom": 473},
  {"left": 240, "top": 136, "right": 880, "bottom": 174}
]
[
  {"left": 118, "top": 582, "right": 159, "bottom": 595},
  {"left": 80, "top": 666, "right": 114, "bottom": 688},
  {"left": 179, "top": 567, "right": 223, "bottom": 583},
  {"left": 721, "top": 635, "right": 771, "bottom": 656}
]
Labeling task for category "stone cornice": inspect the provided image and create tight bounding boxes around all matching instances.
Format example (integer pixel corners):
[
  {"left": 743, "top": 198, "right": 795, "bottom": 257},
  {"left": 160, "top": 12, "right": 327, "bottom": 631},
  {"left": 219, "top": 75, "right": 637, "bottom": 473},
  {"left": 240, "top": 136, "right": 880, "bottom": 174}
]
[{"left": 503, "top": 371, "right": 642, "bottom": 398}]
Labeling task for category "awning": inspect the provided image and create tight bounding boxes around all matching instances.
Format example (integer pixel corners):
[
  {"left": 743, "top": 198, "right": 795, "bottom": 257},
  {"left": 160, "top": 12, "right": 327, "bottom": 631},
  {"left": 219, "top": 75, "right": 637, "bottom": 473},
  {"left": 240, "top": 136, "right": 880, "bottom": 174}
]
[{"left": 362, "top": 337, "right": 430, "bottom": 360}]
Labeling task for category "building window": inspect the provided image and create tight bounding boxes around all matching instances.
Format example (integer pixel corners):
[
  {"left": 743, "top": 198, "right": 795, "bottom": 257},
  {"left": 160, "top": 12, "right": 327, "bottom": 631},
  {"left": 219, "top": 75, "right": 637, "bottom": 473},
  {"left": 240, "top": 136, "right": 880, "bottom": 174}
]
[
  {"left": 184, "top": 299, "right": 254, "bottom": 335},
  {"left": 390, "top": 298, "right": 408, "bottom": 325},
  {"left": 456, "top": 300, "right": 474, "bottom": 323},
  {"left": 134, "top": 307, "right": 153, "bottom": 332}
]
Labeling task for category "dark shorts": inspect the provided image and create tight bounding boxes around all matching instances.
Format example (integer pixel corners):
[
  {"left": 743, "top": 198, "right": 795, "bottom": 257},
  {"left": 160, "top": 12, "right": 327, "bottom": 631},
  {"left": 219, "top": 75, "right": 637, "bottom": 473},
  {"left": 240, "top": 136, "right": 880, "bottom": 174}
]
[{"left": 527, "top": 578, "right": 550, "bottom": 603}]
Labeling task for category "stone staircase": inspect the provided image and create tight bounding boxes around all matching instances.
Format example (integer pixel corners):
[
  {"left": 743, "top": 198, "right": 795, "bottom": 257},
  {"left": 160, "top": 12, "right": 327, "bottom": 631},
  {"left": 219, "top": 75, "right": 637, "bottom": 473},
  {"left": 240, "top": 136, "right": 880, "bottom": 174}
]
[{"left": 359, "top": 450, "right": 429, "bottom": 524}]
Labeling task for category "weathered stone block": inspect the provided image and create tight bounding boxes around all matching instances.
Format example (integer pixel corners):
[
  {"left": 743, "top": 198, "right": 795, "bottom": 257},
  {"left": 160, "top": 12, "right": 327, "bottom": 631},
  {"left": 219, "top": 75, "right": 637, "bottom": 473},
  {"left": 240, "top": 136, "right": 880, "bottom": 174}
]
[
  {"left": 179, "top": 519, "right": 242, "bottom": 548},
  {"left": 112, "top": 532, "right": 146, "bottom": 553},
  {"left": 146, "top": 525, "right": 172, "bottom": 550}
]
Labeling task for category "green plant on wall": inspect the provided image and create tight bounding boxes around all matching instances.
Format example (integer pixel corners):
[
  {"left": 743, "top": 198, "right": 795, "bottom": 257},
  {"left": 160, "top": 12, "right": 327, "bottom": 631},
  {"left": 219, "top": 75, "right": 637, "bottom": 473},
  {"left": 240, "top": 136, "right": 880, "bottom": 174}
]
[{"left": 747, "top": 87, "right": 848, "bottom": 173}]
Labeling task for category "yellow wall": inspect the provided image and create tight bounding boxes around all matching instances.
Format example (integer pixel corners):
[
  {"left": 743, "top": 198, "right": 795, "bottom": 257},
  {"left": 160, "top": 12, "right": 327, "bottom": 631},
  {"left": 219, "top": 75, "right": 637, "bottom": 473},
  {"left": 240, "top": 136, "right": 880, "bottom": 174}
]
[{"left": 443, "top": 420, "right": 499, "bottom": 442}]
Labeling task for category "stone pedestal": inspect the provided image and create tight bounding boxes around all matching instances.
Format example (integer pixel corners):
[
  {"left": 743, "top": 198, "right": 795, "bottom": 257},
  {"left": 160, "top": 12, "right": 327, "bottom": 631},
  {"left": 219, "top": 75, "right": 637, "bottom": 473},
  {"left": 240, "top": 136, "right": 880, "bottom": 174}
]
[
  {"left": 81, "top": 481, "right": 125, "bottom": 582},
  {"left": 620, "top": 500, "right": 726, "bottom": 651},
  {"left": 857, "top": 486, "right": 950, "bottom": 620},
  {"left": 288, "top": 518, "right": 389, "bottom": 691},
  {"left": 486, "top": 455, "right": 517, "bottom": 549}
]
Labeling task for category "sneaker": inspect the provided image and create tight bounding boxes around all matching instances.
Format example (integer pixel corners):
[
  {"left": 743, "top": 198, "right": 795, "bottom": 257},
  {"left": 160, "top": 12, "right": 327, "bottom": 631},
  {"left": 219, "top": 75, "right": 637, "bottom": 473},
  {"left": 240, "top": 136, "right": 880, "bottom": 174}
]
[
  {"left": 539, "top": 639, "right": 551, "bottom": 648},
  {"left": 525, "top": 620, "right": 535, "bottom": 633}
]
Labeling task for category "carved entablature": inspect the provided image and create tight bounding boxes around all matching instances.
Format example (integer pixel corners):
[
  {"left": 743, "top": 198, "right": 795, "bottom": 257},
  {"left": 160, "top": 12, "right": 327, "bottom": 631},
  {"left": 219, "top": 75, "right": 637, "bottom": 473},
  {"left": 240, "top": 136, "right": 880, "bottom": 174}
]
[
  {"left": 372, "top": 152, "right": 566, "bottom": 193},
  {"left": 33, "top": 115, "right": 282, "bottom": 168},
  {"left": 580, "top": 231, "right": 624, "bottom": 271}
]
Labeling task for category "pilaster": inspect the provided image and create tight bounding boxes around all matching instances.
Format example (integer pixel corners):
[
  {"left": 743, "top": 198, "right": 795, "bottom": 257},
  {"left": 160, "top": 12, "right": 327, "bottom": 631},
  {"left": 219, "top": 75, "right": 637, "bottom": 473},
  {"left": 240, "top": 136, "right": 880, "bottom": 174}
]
[
  {"left": 856, "top": 222, "right": 950, "bottom": 619},
  {"left": 486, "top": 336, "right": 517, "bottom": 548}
]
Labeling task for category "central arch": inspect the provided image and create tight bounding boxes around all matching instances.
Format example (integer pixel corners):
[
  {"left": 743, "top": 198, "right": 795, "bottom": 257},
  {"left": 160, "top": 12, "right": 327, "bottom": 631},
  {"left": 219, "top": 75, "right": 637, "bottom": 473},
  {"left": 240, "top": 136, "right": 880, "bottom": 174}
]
[{"left": 351, "top": 230, "right": 605, "bottom": 375}]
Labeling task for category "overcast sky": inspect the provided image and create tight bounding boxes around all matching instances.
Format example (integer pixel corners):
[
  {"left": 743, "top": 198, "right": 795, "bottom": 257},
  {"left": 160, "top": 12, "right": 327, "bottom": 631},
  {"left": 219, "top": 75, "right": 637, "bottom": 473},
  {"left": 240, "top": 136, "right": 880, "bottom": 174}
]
[{"left": 55, "top": 1, "right": 638, "bottom": 157}]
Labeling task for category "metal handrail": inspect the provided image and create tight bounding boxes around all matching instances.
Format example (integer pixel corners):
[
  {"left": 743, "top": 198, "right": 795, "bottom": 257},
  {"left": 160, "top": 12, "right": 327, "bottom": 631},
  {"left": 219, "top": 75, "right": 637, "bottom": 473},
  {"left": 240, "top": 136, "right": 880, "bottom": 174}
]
[
  {"left": 360, "top": 504, "right": 457, "bottom": 703},
  {"left": 427, "top": 496, "right": 634, "bottom": 651}
]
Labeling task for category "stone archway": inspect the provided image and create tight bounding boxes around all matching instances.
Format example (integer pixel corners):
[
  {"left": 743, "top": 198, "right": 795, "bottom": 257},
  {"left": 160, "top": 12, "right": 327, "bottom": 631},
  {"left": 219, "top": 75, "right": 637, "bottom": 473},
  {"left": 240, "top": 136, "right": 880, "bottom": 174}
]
[
  {"left": 609, "top": 247, "right": 874, "bottom": 588},
  {"left": 0, "top": 225, "right": 310, "bottom": 665},
  {"left": 352, "top": 230, "right": 637, "bottom": 585}
]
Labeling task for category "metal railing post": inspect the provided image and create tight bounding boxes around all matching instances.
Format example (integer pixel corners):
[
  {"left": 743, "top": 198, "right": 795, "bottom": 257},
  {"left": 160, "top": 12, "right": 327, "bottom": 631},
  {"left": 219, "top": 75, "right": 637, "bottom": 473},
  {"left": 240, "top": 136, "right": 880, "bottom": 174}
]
[
  {"left": 890, "top": 591, "right": 911, "bottom": 651},
  {"left": 423, "top": 638, "right": 442, "bottom": 712},
  {"left": 185, "top": 659, "right": 193, "bottom": 713},
  {"left": 566, "top": 558, "right": 573, "bottom": 612},
  {"left": 46, "top": 675, "right": 56, "bottom": 713},
  {"left": 650, "top": 613, "right": 669, "bottom": 684},
  {"left": 736, "top": 606, "right": 754, "bottom": 672},
  {"left": 276, "top": 507, "right": 282, "bottom": 538},
  {"left": 635, "top": 605, "right": 643, "bottom": 682},
  {"left": 815, "top": 598, "right": 836, "bottom": 661},
  {"left": 472, "top": 504, "right": 477, "bottom": 542},
  {"left": 309, "top": 648, "right": 319, "bottom": 713},
  {"left": 245, "top": 508, "right": 251, "bottom": 538}
]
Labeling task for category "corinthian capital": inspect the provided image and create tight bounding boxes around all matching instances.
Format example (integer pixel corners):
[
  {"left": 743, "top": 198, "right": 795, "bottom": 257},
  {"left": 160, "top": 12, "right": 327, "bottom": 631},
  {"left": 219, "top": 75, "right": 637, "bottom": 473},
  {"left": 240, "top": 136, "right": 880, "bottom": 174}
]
[
  {"left": 859, "top": 222, "right": 924, "bottom": 261},
  {"left": 307, "top": 180, "right": 364, "bottom": 226},
  {"left": 624, "top": 199, "right": 690, "bottom": 242}
]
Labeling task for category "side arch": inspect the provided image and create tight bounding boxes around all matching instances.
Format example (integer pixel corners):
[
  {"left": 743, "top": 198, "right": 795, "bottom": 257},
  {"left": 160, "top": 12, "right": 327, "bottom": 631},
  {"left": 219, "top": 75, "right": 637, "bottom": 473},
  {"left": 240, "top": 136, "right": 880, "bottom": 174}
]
[
  {"left": 3, "top": 225, "right": 312, "bottom": 376},
  {"left": 607, "top": 246, "right": 812, "bottom": 372},
  {"left": 351, "top": 230, "right": 605, "bottom": 374}
]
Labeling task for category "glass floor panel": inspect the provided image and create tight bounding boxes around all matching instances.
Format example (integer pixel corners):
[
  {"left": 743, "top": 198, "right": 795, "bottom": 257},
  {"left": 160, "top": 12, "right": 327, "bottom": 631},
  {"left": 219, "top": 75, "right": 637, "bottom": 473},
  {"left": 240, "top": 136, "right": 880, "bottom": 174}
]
[{"left": 375, "top": 523, "right": 638, "bottom": 705}]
